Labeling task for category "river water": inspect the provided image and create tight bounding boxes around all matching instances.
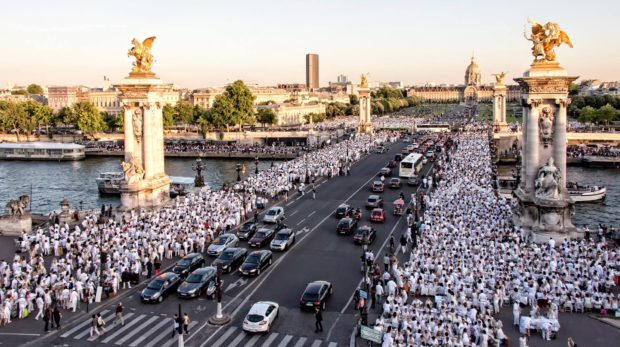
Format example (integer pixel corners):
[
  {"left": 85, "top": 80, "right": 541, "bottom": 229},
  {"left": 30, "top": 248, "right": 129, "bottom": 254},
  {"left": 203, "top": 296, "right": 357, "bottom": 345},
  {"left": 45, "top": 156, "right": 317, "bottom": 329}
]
[
  {"left": 0, "top": 157, "right": 278, "bottom": 215},
  {"left": 0, "top": 159, "right": 618, "bottom": 229}
]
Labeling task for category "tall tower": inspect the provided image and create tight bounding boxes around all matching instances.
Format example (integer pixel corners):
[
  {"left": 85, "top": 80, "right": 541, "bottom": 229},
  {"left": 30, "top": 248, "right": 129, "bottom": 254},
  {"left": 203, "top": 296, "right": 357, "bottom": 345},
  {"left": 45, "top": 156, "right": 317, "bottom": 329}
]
[{"left": 306, "top": 54, "right": 319, "bottom": 90}]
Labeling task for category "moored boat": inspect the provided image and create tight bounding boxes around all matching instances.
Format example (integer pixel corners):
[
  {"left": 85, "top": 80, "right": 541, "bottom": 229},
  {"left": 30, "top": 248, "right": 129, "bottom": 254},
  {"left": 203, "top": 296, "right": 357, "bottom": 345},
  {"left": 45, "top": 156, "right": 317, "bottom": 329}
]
[
  {"left": 566, "top": 182, "right": 606, "bottom": 202},
  {"left": 0, "top": 142, "right": 85, "bottom": 161},
  {"left": 96, "top": 172, "right": 125, "bottom": 195}
]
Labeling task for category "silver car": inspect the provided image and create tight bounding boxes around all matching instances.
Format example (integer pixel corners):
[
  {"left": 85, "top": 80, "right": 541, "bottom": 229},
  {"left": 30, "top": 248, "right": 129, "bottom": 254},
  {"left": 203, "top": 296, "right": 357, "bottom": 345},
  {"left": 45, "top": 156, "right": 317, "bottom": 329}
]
[
  {"left": 270, "top": 228, "right": 295, "bottom": 251},
  {"left": 206, "top": 233, "right": 239, "bottom": 256},
  {"left": 262, "top": 206, "right": 285, "bottom": 224}
]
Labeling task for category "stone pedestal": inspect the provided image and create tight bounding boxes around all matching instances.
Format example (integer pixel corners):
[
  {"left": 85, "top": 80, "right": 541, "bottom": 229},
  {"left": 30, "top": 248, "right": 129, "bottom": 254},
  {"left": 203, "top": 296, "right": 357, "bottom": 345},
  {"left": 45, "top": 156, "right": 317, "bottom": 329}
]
[
  {"left": 493, "top": 84, "right": 508, "bottom": 132},
  {"left": 357, "top": 88, "right": 373, "bottom": 134},
  {"left": 513, "top": 62, "right": 580, "bottom": 243},
  {"left": 114, "top": 73, "right": 171, "bottom": 211},
  {"left": 0, "top": 215, "right": 32, "bottom": 236}
]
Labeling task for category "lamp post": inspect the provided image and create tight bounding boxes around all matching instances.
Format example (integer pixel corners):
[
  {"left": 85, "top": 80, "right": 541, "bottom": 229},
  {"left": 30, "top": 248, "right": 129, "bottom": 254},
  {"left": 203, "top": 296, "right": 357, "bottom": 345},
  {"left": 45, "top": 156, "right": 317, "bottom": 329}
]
[
  {"left": 208, "top": 263, "right": 231, "bottom": 325},
  {"left": 236, "top": 163, "right": 241, "bottom": 182},
  {"left": 192, "top": 158, "right": 205, "bottom": 187},
  {"left": 254, "top": 156, "right": 259, "bottom": 175},
  {"left": 304, "top": 147, "right": 310, "bottom": 184}
]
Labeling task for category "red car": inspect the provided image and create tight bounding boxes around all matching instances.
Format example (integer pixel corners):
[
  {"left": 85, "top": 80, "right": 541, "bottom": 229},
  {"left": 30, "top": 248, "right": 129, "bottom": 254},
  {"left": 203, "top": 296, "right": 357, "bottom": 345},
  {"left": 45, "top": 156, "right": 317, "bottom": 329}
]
[
  {"left": 370, "top": 208, "right": 386, "bottom": 223},
  {"left": 371, "top": 181, "right": 384, "bottom": 192}
]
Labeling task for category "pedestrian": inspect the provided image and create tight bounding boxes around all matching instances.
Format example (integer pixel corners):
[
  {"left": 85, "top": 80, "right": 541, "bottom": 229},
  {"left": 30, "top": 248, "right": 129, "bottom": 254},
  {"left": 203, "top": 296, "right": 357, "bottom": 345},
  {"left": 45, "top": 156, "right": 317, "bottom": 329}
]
[
  {"left": 389, "top": 235, "right": 395, "bottom": 254},
  {"left": 399, "top": 234, "right": 407, "bottom": 254},
  {"left": 43, "top": 307, "right": 51, "bottom": 332},
  {"left": 97, "top": 313, "right": 107, "bottom": 334},
  {"left": 254, "top": 210, "right": 259, "bottom": 223},
  {"left": 183, "top": 313, "right": 190, "bottom": 335},
  {"left": 35, "top": 295, "right": 44, "bottom": 320},
  {"left": 171, "top": 314, "right": 179, "bottom": 338},
  {"left": 314, "top": 306, "right": 323, "bottom": 333},
  {"left": 383, "top": 254, "right": 390, "bottom": 272},
  {"left": 114, "top": 303, "right": 124, "bottom": 326},
  {"left": 52, "top": 305, "right": 62, "bottom": 330},
  {"left": 312, "top": 187, "right": 316, "bottom": 200},
  {"left": 89, "top": 314, "right": 100, "bottom": 338}
]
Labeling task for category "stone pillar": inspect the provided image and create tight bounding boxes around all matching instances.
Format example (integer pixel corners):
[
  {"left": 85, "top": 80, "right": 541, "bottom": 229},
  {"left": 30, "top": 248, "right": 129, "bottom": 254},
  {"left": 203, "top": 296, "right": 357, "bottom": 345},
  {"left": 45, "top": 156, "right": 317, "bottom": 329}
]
[
  {"left": 524, "top": 99, "right": 541, "bottom": 194},
  {"left": 554, "top": 98, "right": 569, "bottom": 190},
  {"left": 520, "top": 107, "right": 528, "bottom": 189},
  {"left": 357, "top": 88, "right": 373, "bottom": 134},
  {"left": 492, "top": 85, "right": 508, "bottom": 132}
]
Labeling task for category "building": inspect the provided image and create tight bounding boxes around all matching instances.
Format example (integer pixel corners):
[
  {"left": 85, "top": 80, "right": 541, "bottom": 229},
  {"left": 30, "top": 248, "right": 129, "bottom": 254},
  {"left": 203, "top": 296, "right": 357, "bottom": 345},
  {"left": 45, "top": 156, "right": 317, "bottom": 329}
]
[
  {"left": 256, "top": 102, "right": 326, "bottom": 126},
  {"left": 306, "top": 54, "right": 319, "bottom": 90},
  {"left": 249, "top": 86, "right": 291, "bottom": 104},
  {"left": 337, "top": 75, "right": 348, "bottom": 84},
  {"left": 407, "top": 56, "right": 522, "bottom": 104},
  {"left": 578, "top": 80, "right": 620, "bottom": 96},
  {"left": 191, "top": 88, "right": 223, "bottom": 109},
  {"left": 48, "top": 86, "right": 79, "bottom": 112}
]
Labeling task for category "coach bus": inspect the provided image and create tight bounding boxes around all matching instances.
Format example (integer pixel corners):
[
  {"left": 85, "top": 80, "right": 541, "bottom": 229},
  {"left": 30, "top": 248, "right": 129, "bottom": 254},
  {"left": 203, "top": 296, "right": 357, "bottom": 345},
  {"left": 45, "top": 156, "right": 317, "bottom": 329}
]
[
  {"left": 414, "top": 123, "right": 451, "bottom": 133},
  {"left": 399, "top": 153, "right": 424, "bottom": 178}
]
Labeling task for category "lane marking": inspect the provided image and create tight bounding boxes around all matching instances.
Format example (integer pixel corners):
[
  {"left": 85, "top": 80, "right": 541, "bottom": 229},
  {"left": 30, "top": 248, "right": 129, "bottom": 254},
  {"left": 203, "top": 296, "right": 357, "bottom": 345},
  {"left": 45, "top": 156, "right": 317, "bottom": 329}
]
[
  {"left": 128, "top": 317, "right": 171, "bottom": 347},
  {"left": 327, "top": 343, "right": 338, "bottom": 347},
  {"left": 308, "top": 211, "right": 316, "bottom": 217},
  {"left": 261, "top": 332, "right": 279, "bottom": 347},
  {"left": 296, "top": 218, "right": 306, "bottom": 226},
  {"left": 0, "top": 333, "right": 41, "bottom": 336},
  {"left": 115, "top": 315, "right": 159, "bottom": 345},
  {"left": 290, "top": 210, "right": 299, "bottom": 216},
  {"left": 76, "top": 310, "right": 117, "bottom": 340},
  {"left": 210, "top": 326, "right": 238, "bottom": 347},
  {"left": 293, "top": 336, "right": 307, "bottom": 347},
  {"left": 310, "top": 340, "right": 322, "bottom": 347},
  {"left": 60, "top": 309, "right": 110, "bottom": 338},
  {"left": 245, "top": 334, "right": 261, "bottom": 347},
  {"left": 160, "top": 321, "right": 198, "bottom": 347},
  {"left": 277, "top": 334, "right": 293, "bottom": 347},
  {"left": 101, "top": 313, "right": 145, "bottom": 343},
  {"left": 228, "top": 330, "right": 247, "bottom": 347}
]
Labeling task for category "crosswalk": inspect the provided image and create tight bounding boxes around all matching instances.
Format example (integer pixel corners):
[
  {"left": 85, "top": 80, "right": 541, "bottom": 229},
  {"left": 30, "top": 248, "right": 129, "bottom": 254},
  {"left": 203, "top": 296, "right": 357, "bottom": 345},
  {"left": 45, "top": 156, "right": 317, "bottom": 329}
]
[
  {"left": 59, "top": 309, "right": 198, "bottom": 346},
  {"left": 211, "top": 326, "right": 339, "bottom": 347}
]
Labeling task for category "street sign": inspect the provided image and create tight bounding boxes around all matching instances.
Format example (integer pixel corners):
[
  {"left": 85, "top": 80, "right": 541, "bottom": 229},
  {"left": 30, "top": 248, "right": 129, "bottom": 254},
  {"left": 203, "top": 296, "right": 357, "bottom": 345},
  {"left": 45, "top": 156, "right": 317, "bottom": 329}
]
[
  {"left": 359, "top": 290, "right": 368, "bottom": 299},
  {"left": 360, "top": 325, "right": 382, "bottom": 344}
]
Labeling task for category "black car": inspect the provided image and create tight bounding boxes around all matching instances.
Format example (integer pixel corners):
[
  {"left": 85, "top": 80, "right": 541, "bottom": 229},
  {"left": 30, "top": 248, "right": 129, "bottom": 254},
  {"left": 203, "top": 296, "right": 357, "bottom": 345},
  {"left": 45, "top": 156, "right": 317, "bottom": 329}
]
[
  {"left": 238, "top": 222, "right": 258, "bottom": 240},
  {"left": 212, "top": 248, "right": 247, "bottom": 273},
  {"left": 239, "top": 250, "right": 273, "bottom": 276},
  {"left": 177, "top": 267, "right": 217, "bottom": 299},
  {"left": 172, "top": 253, "right": 205, "bottom": 278},
  {"left": 248, "top": 227, "right": 277, "bottom": 248},
  {"left": 334, "top": 204, "right": 353, "bottom": 219},
  {"left": 353, "top": 225, "right": 377, "bottom": 245},
  {"left": 141, "top": 272, "right": 181, "bottom": 303},
  {"left": 336, "top": 217, "right": 358, "bottom": 235},
  {"left": 365, "top": 195, "right": 384, "bottom": 210},
  {"left": 299, "top": 280, "right": 333, "bottom": 311}
]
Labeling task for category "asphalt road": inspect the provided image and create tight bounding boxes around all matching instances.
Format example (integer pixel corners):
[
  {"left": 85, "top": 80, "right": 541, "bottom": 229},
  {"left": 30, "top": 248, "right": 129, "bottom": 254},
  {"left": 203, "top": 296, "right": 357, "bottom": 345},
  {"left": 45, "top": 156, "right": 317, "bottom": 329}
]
[{"left": 25, "top": 138, "right": 430, "bottom": 347}]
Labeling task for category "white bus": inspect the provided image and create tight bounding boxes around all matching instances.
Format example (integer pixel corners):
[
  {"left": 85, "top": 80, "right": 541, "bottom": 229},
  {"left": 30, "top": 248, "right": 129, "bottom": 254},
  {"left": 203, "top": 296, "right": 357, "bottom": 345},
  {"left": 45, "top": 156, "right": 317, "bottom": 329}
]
[
  {"left": 399, "top": 153, "right": 424, "bottom": 178},
  {"left": 414, "top": 123, "right": 451, "bottom": 133}
]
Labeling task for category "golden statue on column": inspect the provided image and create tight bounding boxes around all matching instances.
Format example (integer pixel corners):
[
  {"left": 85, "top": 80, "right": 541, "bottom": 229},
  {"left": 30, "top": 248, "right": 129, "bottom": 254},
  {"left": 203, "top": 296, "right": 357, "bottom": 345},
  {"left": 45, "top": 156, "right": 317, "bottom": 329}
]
[
  {"left": 524, "top": 18, "right": 573, "bottom": 62},
  {"left": 128, "top": 36, "right": 156, "bottom": 73}
]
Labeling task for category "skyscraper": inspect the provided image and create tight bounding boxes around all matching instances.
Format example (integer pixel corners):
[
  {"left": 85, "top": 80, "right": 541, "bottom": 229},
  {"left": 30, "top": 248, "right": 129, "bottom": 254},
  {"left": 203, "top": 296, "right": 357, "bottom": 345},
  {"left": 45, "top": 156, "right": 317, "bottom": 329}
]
[{"left": 306, "top": 53, "right": 319, "bottom": 89}]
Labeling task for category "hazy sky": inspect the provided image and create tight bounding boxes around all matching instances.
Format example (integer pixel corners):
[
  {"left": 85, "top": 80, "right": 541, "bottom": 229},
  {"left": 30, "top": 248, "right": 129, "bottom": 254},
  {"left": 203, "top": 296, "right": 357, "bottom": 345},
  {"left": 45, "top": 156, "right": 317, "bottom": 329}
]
[{"left": 1, "top": 0, "right": 618, "bottom": 89}]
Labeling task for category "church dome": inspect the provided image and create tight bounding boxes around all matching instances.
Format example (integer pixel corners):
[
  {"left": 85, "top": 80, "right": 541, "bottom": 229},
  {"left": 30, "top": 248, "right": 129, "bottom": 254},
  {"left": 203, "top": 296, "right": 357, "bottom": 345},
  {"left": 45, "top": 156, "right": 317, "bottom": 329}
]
[
  {"left": 464, "top": 55, "right": 481, "bottom": 86},
  {"left": 465, "top": 56, "right": 479, "bottom": 75}
]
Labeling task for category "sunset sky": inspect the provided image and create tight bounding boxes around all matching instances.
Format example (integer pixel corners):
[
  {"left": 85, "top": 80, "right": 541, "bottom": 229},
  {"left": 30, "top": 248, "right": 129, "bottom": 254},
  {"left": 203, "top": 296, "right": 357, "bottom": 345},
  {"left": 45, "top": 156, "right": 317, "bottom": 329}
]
[{"left": 1, "top": 0, "right": 618, "bottom": 89}]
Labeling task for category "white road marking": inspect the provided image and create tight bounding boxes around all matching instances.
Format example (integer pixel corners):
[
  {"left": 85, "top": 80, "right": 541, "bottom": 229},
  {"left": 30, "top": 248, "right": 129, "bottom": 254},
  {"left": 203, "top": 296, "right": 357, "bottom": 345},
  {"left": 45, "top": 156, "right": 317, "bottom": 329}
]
[
  {"left": 101, "top": 313, "right": 145, "bottom": 343},
  {"left": 277, "top": 335, "right": 293, "bottom": 347},
  {"left": 115, "top": 315, "right": 159, "bottom": 345},
  {"left": 308, "top": 211, "right": 316, "bottom": 217},
  {"left": 0, "top": 333, "right": 41, "bottom": 336},
  {"left": 159, "top": 321, "right": 197, "bottom": 347},
  {"left": 310, "top": 340, "right": 322, "bottom": 347},
  {"left": 76, "top": 311, "right": 117, "bottom": 340},
  {"left": 260, "top": 332, "right": 279, "bottom": 347},
  {"left": 226, "top": 277, "right": 249, "bottom": 292},
  {"left": 128, "top": 317, "right": 171, "bottom": 347},
  {"left": 296, "top": 218, "right": 306, "bottom": 226},
  {"left": 327, "top": 343, "right": 338, "bottom": 347},
  {"left": 228, "top": 330, "right": 247, "bottom": 347},
  {"left": 293, "top": 336, "right": 307, "bottom": 347},
  {"left": 143, "top": 320, "right": 183, "bottom": 347},
  {"left": 245, "top": 334, "right": 261, "bottom": 347},
  {"left": 61, "top": 309, "right": 110, "bottom": 338},
  {"left": 290, "top": 210, "right": 299, "bottom": 216},
  {"left": 211, "top": 326, "right": 238, "bottom": 347},
  {"left": 286, "top": 200, "right": 295, "bottom": 206}
]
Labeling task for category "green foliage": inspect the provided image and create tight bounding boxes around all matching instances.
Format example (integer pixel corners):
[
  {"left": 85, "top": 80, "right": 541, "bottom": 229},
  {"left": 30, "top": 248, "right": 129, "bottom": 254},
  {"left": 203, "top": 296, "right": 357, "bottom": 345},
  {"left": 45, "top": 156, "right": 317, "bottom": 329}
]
[
  {"left": 26, "top": 84, "right": 44, "bottom": 95},
  {"left": 102, "top": 112, "right": 123, "bottom": 130},
  {"left": 325, "top": 102, "right": 346, "bottom": 118},
  {"left": 162, "top": 104, "right": 175, "bottom": 128},
  {"left": 303, "top": 112, "right": 326, "bottom": 123},
  {"left": 568, "top": 83, "right": 579, "bottom": 96},
  {"left": 596, "top": 104, "right": 619, "bottom": 124},
  {"left": 174, "top": 101, "right": 196, "bottom": 124},
  {"left": 349, "top": 94, "right": 359, "bottom": 105},
  {"left": 10, "top": 90, "right": 28, "bottom": 95},
  {"left": 0, "top": 100, "right": 53, "bottom": 140},
  {"left": 70, "top": 101, "right": 106, "bottom": 134},
  {"left": 256, "top": 108, "right": 277, "bottom": 126},
  {"left": 373, "top": 86, "right": 404, "bottom": 99},
  {"left": 207, "top": 94, "right": 236, "bottom": 129},
  {"left": 224, "top": 80, "right": 256, "bottom": 126}
]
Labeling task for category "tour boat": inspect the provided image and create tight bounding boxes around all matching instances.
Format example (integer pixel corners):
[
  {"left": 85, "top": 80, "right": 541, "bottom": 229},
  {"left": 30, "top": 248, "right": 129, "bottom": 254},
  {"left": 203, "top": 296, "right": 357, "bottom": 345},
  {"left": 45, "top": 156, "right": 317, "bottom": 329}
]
[
  {"left": 96, "top": 172, "right": 125, "bottom": 195},
  {"left": 0, "top": 142, "right": 85, "bottom": 161},
  {"left": 566, "top": 182, "right": 606, "bottom": 203}
]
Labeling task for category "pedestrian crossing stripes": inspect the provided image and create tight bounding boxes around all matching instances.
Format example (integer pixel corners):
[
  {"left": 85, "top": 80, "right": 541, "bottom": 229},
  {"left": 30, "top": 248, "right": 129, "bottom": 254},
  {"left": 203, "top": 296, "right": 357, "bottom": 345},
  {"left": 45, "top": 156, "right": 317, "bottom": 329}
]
[
  {"left": 59, "top": 311, "right": 199, "bottom": 347},
  {"left": 211, "top": 326, "right": 339, "bottom": 347}
]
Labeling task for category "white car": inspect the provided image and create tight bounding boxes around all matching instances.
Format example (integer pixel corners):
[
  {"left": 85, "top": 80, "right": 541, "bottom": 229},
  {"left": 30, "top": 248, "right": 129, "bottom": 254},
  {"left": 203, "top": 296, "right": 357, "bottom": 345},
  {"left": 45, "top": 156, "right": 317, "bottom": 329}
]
[
  {"left": 262, "top": 206, "right": 285, "bottom": 224},
  {"left": 270, "top": 228, "right": 295, "bottom": 251},
  {"left": 206, "top": 233, "right": 239, "bottom": 256},
  {"left": 242, "top": 301, "right": 279, "bottom": 333}
]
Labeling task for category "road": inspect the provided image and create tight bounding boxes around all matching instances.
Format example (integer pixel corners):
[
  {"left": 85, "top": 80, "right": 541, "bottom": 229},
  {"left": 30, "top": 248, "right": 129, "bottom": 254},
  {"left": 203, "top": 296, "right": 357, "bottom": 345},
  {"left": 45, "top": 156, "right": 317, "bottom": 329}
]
[{"left": 30, "top": 138, "right": 431, "bottom": 347}]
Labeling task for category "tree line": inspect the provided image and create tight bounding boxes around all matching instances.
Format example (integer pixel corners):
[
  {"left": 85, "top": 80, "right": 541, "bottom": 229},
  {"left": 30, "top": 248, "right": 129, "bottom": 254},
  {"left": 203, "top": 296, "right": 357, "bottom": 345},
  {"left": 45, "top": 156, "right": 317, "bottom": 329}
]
[{"left": 569, "top": 94, "right": 620, "bottom": 125}]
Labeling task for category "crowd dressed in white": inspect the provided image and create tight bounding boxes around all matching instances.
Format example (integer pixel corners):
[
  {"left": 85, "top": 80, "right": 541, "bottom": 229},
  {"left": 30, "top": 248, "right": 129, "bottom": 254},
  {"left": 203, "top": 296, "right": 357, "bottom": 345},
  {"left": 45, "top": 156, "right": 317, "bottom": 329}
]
[{"left": 375, "top": 131, "right": 619, "bottom": 347}]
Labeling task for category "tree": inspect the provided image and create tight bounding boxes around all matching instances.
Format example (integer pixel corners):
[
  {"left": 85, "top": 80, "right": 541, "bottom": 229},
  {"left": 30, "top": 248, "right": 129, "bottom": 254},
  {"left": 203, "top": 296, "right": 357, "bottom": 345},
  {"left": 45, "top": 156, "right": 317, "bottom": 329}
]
[
  {"left": 224, "top": 80, "right": 256, "bottom": 127},
  {"left": 349, "top": 94, "right": 359, "bottom": 105},
  {"left": 10, "top": 90, "right": 28, "bottom": 95},
  {"left": 596, "top": 104, "right": 619, "bottom": 125},
  {"left": 325, "top": 103, "right": 345, "bottom": 118},
  {"left": 0, "top": 101, "right": 28, "bottom": 141},
  {"left": 303, "top": 112, "right": 326, "bottom": 123},
  {"left": 162, "top": 104, "right": 175, "bottom": 128},
  {"left": 173, "top": 101, "right": 195, "bottom": 125},
  {"left": 22, "top": 100, "right": 53, "bottom": 137},
  {"left": 568, "top": 83, "right": 579, "bottom": 96},
  {"left": 577, "top": 106, "right": 597, "bottom": 123},
  {"left": 207, "top": 94, "right": 236, "bottom": 130},
  {"left": 70, "top": 101, "right": 106, "bottom": 135},
  {"left": 26, "top": 84, "right": 44, "bottom": 95},
  {"left": 256, "top": 108, "right": 277, "bottom": 126}
]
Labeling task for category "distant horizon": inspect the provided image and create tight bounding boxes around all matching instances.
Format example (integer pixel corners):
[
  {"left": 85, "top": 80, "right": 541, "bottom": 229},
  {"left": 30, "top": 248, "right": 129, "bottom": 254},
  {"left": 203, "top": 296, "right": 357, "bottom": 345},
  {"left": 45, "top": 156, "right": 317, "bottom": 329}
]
[{"left": 1, "top": 0, "right": 619, "bottom": 89}]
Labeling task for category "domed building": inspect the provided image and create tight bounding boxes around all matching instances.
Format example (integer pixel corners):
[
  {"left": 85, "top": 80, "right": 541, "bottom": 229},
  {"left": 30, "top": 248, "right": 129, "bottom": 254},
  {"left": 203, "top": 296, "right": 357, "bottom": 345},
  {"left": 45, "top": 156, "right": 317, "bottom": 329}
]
[{"left": 407, "top": 55, "right": 521, "bottom": 106}]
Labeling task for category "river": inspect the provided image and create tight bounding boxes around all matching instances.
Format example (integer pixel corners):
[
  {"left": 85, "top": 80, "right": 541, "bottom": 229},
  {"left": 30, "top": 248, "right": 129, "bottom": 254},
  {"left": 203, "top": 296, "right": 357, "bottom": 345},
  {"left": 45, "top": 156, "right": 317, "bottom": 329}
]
[{"left": 0, "top": 157, "right": 279, "bottom": 215}]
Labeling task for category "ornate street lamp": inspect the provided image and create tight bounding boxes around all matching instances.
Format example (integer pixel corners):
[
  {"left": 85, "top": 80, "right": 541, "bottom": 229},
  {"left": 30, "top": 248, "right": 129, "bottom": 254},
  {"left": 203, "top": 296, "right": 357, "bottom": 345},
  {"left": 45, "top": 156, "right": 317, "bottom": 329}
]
[
  {"left": 192, "top": 158, "right": 205, "bottom": 187},
  {"left": 304, "top": 147, "right": 310, "bottom": 184},
  {"left": 254, "top": 156, "right": 259, "bottom": 175},
  {"left": 236, "top": 163, "right": 241, "bottom": 182}
]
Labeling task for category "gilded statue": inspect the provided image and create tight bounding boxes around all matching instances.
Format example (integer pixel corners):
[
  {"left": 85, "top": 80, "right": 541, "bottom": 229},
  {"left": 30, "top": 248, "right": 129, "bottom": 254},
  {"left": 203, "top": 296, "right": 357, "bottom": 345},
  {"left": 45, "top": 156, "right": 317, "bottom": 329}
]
[
  {"left": 524, "top": 18, "right": 573, "bottom": 62},
  {"left": 121, "top": 155, "right": 145, "bottom": 185},
  {"left": 360, "top": 74, "right": 368, "bottom": 88},
  {"left": 493, "top": 72, "right": 506, "bottom": 86},
  {"left": 128, "top": 36, "right": 156, "bottom": 73},
  {"left": 535, "top": 157, "right": 561, "bottom": 200}
]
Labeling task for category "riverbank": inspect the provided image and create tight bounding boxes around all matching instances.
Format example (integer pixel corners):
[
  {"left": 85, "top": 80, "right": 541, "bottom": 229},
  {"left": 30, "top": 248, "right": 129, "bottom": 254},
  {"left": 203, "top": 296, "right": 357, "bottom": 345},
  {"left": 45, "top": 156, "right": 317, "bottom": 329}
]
[{"left": 85, "top": 150, "right": 298, "bottom": 159}]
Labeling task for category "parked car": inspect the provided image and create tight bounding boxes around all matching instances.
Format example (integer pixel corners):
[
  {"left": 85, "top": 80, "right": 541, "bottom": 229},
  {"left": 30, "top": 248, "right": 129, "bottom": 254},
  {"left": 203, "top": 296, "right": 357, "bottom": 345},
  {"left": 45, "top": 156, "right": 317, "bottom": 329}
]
[
  {"left": 212, "top": 247, "right": 247, "bottom": 273},
  {"left": 270, "top": 228, "right": 295, "bottom": 251},
  {"left": 177, "top": 267, "right": 217, "bottom": 299},
  {"left": 207, "top": 233, "right": 239, "bottom": 256},
  {"left": 353, "top": 225, "right": 377, "bottom": 245},
  {"left": 407, "top": 175, "right": 420, "bottom": 186},
  {"left": 365, "top": 195, "right": 384, "bottom": 210},
  {"left": 389, "top": 178, "right": 401, "bottom": 188},
  {"left": 379, "top": 167, "right": 392, "bottom": 177},
  {"left": 336, "top": 217, "right": 358, "bottom": 235},
  {"left": 262, "top": 206, "right": 285, "bottom": 224},
  {"left": 239, "top": 250, "right": 273, "bottom": 276},
  {"left": 242, "top": 301, "right": 279, "bottom": 333},
  {"left": 299, "top": 280, "right": 333, "bottom": 311},
  {"left": 370, "top": 208, "right": 386, "bottom": 223},
  {"left": 238, "top": 222, "right": 258, "bottom": 240},
  {"left": 249, "top": 227, "right": 276, "bottom": 248},
  {"left": 334, "top": 203, "right": 353, "bottom": 219},
  {"left": 171, "top": 253, "right": 205, "bottom": 278},
  {"left": 141, "top": 272, "right": 181, "bottom": 303},
  {"left": 371, "top": 181, "right": 384, "bottom": 193}
]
